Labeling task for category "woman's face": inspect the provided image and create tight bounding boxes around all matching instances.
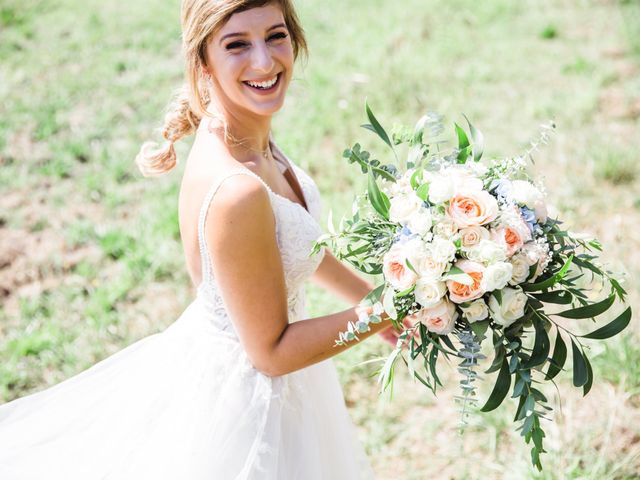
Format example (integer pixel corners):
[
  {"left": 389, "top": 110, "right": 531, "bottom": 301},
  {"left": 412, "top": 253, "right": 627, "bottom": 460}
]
[{"left": 205, "top": 4, "right": 294, "bottom": 118}]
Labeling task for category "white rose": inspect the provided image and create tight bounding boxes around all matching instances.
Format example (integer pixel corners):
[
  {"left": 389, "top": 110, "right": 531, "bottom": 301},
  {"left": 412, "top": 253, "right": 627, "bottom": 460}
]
[
  {"left": 407, "top": 207, "right": 433, "bottom": 236},
  {"left": 427, "top": 174, "right": 455, "bottom": 204},
  {"left": 466, "top": 239, "right": 507, "bottom": 264},
  {"left": 403, "top": 238, "right": 449, "bottom": 280},
  {"left": 414, "top": 279, "right": 447, "bottom": 308},
  {"left": 511, "top": 180, "right": 543, "bottom": 208},
  {"left": 489, "top": 287, "right": 528, "bottom": 328},
  {"left": 461, "top": 299, "right": 489, "bottom": 323},
  {"left": 509, "top": 253, "right": 530, "bottom": 285},
  {"left": 429, "top": 236, "right": 457, "bottom": 263},
  {"left": 389, "top": 190, "right": 423, "bottom": 224},
  {"left": 449, "top": 167, "right": 484, "bottom": 193},
  {"left": 481, "top": 261, "right": 514, "bottom": 292}
]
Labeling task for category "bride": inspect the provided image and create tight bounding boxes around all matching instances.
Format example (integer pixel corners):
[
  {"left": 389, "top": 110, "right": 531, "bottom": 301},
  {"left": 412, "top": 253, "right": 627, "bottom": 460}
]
[{"left": 0, "top": 1, "right": 396, "bottom": 478}]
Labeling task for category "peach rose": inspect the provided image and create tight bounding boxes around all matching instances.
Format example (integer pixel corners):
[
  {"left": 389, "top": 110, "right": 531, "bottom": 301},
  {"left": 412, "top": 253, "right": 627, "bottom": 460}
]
[
  {"left": 491, "top": 226, "right": 525, "bottom": 257},
  {"left": 446, "top": 259, "right": 486, "bottom": 304},
  {"left": 412, "top": 299, "right": 459, "bottom": 335},
  {"left": 447, "top": 190, "right": 499, "bottom": 228},
  {"left": 383, "top": 244, "right": 418, "bottom": 291}
]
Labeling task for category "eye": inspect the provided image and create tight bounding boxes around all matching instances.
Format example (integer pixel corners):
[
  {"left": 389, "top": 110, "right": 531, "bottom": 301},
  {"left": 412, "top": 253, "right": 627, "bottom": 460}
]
[
  {"left": 226, "top": 41, "right": 248, "bottom": 51},
  {"left": 268, "top": 32, "right": 288, "bottom": 41}
]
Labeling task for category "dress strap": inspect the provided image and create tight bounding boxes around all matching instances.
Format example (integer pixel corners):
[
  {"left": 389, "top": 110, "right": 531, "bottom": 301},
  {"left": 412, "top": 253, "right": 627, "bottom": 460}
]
[{"left": 197, "top": 167, "right": 271, "bottom": 286}]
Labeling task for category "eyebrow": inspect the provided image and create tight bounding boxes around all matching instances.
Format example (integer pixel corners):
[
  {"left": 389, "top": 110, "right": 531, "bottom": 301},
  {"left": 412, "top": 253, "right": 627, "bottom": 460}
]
[{"left": 219, "top": 23, "right": 287, "bottom": 44}]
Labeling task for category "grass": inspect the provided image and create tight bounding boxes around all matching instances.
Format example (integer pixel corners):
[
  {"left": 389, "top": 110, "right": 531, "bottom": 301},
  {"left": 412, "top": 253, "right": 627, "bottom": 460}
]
[{"left": 1, "top": 0, "right": 639, "bottom": 478}]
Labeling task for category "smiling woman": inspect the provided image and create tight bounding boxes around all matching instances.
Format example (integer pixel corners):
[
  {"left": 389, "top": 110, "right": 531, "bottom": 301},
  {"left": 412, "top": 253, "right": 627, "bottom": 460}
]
[{"left": 0, "top": 1, "right": 390, "bottom": 479}]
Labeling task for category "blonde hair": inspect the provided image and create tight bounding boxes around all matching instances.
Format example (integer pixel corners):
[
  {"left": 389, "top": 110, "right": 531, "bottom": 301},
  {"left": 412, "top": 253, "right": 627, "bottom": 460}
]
[{"left": 136, "top": 0, "right": 308, "bottom": 177}]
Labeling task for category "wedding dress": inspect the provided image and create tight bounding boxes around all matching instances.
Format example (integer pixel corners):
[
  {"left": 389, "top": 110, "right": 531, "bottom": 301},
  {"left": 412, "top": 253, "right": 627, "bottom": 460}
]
[{"left": 0, "top": 141, "right": 375, "bottom": 480}]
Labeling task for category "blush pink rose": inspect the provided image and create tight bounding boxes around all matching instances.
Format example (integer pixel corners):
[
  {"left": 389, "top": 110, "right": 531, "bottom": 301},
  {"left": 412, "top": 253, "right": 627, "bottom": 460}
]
[
  {"left": 459, "top": 226, "right": 490, "bottom": 248},
  {"left": 383, "top": 245, "right": 418, "bottom": 291},
  {"left": 412, "top": 299, "right": 459, "bottom": 335},
  {"left": 491, "top": 226, "right": 525, "bottom": 257},
  {"left": 447, "top": 190, "right": 499, "bottom": 228},
  {"left": 446, "top": 259, "right": 486, "bottom": 304}
]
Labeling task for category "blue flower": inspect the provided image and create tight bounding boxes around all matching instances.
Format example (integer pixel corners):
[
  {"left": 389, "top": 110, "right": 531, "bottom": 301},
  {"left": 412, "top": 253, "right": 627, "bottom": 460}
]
[{"left": 520, "top": 206, "right": 536, "bottom": 234}]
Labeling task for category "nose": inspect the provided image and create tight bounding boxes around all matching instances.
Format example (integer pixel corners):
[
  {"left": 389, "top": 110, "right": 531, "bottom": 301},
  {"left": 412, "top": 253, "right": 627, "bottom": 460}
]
[{"left": 250, "top": 40, "right": 275, "bottom": 74}]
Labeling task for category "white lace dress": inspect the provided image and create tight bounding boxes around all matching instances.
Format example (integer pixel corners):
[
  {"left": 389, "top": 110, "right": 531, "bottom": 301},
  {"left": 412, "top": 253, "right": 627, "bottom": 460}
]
[{"left": 0, "top": 145, "right": 375, "bottom": 480}]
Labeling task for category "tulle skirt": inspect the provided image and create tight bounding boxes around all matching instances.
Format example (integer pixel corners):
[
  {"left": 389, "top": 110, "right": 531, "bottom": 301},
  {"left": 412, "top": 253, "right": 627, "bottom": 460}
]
[{"left": 0, "top": 299, "right": 374, "bottom": 479}]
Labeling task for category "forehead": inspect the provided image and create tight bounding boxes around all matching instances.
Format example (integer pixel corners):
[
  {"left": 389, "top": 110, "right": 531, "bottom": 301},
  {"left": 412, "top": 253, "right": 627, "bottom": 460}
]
[{"left": 216, "top": 4, "right": 285, "bottom": 36}]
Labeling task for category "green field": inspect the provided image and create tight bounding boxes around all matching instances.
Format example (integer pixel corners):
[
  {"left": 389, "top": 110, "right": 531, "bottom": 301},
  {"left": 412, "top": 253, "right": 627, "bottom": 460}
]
[{"left": 1, "top": 0, "right": 639, "bottom": 478}]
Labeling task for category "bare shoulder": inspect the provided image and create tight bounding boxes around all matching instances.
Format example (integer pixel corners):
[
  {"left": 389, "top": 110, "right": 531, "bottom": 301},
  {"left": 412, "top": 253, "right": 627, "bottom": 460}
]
[{"left": 207, "top": 172, "right": 270, "bottom": 225}]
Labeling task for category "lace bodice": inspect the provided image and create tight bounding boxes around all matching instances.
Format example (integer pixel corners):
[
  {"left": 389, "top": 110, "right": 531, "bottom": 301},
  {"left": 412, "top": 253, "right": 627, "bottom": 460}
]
[{"left": 195, "top": 147, "right": 325, "bottom": 338}]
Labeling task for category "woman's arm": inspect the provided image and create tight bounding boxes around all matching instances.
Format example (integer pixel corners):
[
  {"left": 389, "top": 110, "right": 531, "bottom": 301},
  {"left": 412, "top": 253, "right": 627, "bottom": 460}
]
[
  {"left": 206, "top": 175, "right": 390, "bottom": 377},
  {"left": 310, "top": 250, "right": 374, "bottom": 304}
]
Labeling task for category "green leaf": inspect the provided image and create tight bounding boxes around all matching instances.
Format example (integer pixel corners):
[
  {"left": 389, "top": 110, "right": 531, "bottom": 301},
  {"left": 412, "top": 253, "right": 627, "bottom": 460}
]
[
  {"left": 382, "top": 288, "right": 398, "bottom": 320},
  {"left": 462, "top": 113, "right": 484, "bottom": 162},
  {"left": 480, "top": 356, "right": 512, "bottom": 412},
  {"left": 545, "top": 330, "right": 567, "bottom": 380},
  {"left": 556, "top": 294, "right": 616, "bottom": 319},
  {"left": 410, "top": 169, "right": 422, "bottom": 189},
  {"left": 522, "top": 255, "right": 573, "bottom": 292},
  {"left": 571, "top": 339, "right": 588, "bottom": 387},
  {"left": 362, "top": 284, "right": 385, "bottom": 305},
  {"left": 583, "top": 354, "right": 593, "bottom": 396},
  {"left": 416, "top": 183, "right": 430, "bottom": 201},
  {"left": 365, "top": 100, "right": 394, "bottom": 151},
  {"left": 470, "top": 320, "right": 490, "bottom": 342},
  {"left": 532, "top": 290, "right": 573, "bottom": 305},
  {"left": 580, "top": 306, "right": 632, "bottom": 340},
  {"left": 522, "top": 317, "right": 550, "bottom": 369},
  {"left": 443, "top": 266, "right": 474, "bottom": 286},
  {"left": 367, "top": 169, "right": 390, "bottom": 220},
  {"left": 454, "top": 122, "right": 470, "bottom": 150},
  {"left": 486, "top": 345, "right": 506, "bottom": 374}
]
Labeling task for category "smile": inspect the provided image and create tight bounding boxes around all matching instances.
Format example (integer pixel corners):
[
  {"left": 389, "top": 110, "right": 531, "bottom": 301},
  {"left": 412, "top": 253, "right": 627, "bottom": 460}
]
[{"left": 242, "top": 73, "right": 281, "bottom": 92}]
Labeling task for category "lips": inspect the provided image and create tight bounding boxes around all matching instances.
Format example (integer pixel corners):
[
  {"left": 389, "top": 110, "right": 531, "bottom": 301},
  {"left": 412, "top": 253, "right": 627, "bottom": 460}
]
[{"left": 242, "top": 72, "right": 281, "bottom": 92}]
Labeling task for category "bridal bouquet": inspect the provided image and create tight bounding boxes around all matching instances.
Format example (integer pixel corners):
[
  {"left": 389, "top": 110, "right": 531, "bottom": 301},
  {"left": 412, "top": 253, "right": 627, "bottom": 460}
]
[{"left": 312, "top": 104, "right": 632, "bottom": 470}]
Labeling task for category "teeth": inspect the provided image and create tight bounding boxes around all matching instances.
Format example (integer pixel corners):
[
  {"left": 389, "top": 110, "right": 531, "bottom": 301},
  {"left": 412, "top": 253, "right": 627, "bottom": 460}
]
[{"left": 246, "top": 75, "right": 278, "bottom": 89}]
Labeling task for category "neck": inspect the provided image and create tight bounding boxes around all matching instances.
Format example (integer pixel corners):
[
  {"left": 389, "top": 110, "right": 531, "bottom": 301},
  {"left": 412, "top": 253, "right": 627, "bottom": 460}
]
[{"left": 205, "top": 102, "right": 273, "bottom": 161}]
